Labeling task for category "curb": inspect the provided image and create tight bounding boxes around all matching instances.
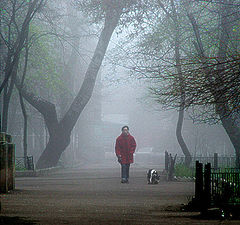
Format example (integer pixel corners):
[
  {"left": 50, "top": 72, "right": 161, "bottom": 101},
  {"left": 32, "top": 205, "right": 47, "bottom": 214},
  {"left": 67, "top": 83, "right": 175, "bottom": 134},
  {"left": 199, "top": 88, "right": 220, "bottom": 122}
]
[{"left": 16, "top": 166, "right": 62, "bottom": 177}]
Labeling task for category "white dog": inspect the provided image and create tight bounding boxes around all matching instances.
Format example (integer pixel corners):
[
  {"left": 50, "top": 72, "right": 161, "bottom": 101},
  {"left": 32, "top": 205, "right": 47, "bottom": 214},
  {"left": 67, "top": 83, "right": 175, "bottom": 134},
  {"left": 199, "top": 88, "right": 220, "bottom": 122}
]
[{"left": 147, "top": 169, "right": 160, "bottom": 184}]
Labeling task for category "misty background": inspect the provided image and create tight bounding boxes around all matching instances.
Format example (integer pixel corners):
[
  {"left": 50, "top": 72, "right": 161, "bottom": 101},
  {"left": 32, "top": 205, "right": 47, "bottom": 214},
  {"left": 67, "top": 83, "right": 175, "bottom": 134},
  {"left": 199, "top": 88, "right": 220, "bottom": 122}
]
[{"left": 0, "top": 0, "right": 238, "bottom": 169}]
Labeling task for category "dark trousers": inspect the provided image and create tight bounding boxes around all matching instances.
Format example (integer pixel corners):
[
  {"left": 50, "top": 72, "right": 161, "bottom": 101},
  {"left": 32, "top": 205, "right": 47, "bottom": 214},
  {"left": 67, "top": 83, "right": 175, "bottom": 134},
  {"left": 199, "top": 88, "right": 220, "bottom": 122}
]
[{"left": 121, "top": 164, "right": 130, "bottom": 180}]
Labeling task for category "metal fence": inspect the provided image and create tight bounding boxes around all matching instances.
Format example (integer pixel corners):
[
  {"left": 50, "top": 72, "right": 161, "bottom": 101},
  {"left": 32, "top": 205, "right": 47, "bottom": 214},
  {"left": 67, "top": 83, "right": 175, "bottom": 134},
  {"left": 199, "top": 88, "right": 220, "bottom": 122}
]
[
  {"left": 176, "top": 155, "right": 236, "bottom": 168},
  {"left": 16, "top": 156, "right": 34, "bottom": 170},
  {"left": 211, "top": 168, "right": 240, "bottom": 205},
  {"left": 195, "top": 161, "right": 240, "bottom": 212}
]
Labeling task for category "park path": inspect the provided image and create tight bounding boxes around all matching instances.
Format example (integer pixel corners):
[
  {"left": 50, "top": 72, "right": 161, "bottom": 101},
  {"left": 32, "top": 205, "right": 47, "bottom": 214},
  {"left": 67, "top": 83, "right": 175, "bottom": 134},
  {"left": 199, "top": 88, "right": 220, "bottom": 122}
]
[{"left": 0, "top": 162, "right": 238, "bottom": 224}]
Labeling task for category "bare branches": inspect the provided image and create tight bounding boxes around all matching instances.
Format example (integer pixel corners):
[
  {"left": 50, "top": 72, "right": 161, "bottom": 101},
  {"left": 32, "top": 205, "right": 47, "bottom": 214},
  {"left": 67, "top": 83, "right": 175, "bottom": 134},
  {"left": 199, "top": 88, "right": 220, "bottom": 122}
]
[{"left": 0, "top": 0, "right": 45, "bottom": 94}]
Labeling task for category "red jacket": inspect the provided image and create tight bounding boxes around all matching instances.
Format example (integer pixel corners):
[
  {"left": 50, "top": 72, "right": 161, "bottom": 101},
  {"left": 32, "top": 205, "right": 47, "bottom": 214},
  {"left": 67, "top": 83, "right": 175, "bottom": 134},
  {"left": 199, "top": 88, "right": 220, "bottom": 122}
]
[{"left": 115, "top": 133, "right": 136, "bottom": 164}]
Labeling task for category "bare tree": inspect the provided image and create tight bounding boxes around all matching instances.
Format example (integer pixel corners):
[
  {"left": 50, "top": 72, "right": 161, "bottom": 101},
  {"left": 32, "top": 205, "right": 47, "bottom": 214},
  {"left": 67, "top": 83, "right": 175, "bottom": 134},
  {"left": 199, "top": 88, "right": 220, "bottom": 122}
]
[
  {"left": 14, "top": 0, "right": 151, "bottom": 169},
  {"left": 157, "top": 0, "right": 192, "bottom": 166},
  {"left": 119, "top": 0, "right": 239, "bottom": 166},
  {"left": 184, "top": 0, "right": 240, "bottom": 167},
  {"left": 14, "top": 0, "right": 124, "bottom": 168},
  {"left": 0, "top": 0, "right": 45, "bottom": 132}
]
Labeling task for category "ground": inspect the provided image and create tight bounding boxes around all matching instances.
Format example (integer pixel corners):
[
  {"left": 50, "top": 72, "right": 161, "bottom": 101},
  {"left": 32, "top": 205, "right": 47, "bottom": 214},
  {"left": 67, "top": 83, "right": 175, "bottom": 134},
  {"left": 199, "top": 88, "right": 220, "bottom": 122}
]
[{"left": 0, "top": 162, "right": 239, "bottom": 224}]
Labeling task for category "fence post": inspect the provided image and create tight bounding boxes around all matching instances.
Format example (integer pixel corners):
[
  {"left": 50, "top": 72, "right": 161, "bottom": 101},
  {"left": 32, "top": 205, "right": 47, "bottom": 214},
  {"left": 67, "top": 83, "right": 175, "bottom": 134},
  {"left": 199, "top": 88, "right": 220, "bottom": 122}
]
[
  {"left": 236, "top": 155, "right": 240, "bottom": 169},
  {"left": 6, "top": 134, "right": 12, "bottom": 143},
  {"left": 27, "top": 156, "right": 34, "bottom": 170},
  {"left": 195, "top": 161, "right": 203, "bottom": 201},
  {"left": 204, "top": 163, "right": 211, "bottom": 210},
  {"left": 165, "top": 151, "right": 169, "bottom": 172},
  {"left": 214, "top": 153, "right": 218, "bottom": 170},
  {"left": 7, "top": 143, "right": 15, "bottom": 190},
  {"left": 0, "top": 143, "right": 8, "bottom": 193},
  {"left": 0, "top": 132, "right": 6, "bottom": 142}
]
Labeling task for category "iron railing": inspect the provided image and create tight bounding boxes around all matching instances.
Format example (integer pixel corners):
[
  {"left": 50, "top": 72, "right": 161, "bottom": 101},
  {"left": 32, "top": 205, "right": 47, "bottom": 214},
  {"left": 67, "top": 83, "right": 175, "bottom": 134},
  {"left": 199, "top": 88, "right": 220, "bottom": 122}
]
[
  {"left": 176, "top": 155, "right": 236, "bottom": 168},
  {"left": 211, "top": 168, "right": 240, "bottom": 205},
  {"left": 195, "top": 162, "right": 240, "bottom": 209},
  {"left": 16, "top": 156, "right": 34, "bottom": 170}
]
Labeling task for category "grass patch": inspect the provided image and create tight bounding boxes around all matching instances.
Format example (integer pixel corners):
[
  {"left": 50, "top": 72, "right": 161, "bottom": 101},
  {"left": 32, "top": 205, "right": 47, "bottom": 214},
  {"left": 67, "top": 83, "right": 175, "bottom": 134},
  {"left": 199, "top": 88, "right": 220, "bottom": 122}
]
[
  {"left": 174, "top": 163, "right": 194, "bottom": 178},
  {"left": 15, "top": 166, "right": 27, "bottom": 171}
]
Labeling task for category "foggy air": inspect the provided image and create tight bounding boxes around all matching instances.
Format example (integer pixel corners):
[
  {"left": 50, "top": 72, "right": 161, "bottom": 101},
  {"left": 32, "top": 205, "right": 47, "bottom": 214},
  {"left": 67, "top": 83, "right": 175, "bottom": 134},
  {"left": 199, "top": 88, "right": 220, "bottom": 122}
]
[{"left": 0, "top": 0, "right": 239, "bottom": 224}]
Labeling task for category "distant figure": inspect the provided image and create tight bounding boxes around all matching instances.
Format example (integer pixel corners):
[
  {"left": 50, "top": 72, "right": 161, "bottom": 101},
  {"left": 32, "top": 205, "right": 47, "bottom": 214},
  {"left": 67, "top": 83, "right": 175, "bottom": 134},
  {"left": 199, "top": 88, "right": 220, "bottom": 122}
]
[{"left": 115, "top": 126, "right": 136, "bottom": 183}]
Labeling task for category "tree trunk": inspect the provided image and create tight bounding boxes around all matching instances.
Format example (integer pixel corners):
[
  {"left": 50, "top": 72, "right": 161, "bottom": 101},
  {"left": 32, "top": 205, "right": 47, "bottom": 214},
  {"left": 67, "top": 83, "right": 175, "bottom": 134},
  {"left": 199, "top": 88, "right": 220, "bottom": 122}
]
[
  {"left": 176, "top": 108, "right": 192, "bottom": 166},
  {"left": 0, "top": 0, "right": 43, "bottom": 94},
  {"left": 170, "top": 0, "right": 192, "bottom": 167},
  {"left": 8, "top": 95, "right": 18, "bottom": 133},
  {"left": 215, "top": 0, "right": 240, "bottom": 168},
  {"left": 0, "top": 0, "right": 44, "bottom": 134},
  {"left": 19, "top": 93, "right": 28, "bottom": 168},
  {"left": 36, "top": 127, "right": 71, "bottom": 168},
  {"left": 186, "top": 1, "right": 240, "bottom": 167},
  {"left": 2, "top": 51, "right": 18, "bottom": 132},
  {"left": 0, "top": 4, "right": 6, "bottom": 131},
  {"left": 16, "top": 8, "right": 122, "bottom": 169},
  {"left": 2, "top": 62, "right": 18, "bottom": 132},
  {"left": 19, "top": 41, "right": 29, "bottom": 169},
  {"left": 217, "top": 104, "right": 240, "bottom": 168},
  {"left": 58, "top": 4, "right": 80, "bottom": 118}
]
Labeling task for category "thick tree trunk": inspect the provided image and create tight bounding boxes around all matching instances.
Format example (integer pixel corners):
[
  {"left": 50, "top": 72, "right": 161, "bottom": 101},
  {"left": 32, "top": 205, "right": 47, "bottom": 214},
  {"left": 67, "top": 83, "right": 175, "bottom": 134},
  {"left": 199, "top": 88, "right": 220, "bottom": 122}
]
[
  {"left": 60, "top": 11, "right": 121, "bottom": 134},
  {"left": 2, "top": 51, "right": 19, "bottom": 132},
  {"left": 36, "top": 127, "right": 71, "bottom": 168},
  {"left": 21, "top": 8, "right": 122, "bottom": 169},
  {"left": 217, "top": 104, "right": 240, "bottom": 168},
  {"left": 58, "top": 4, "right": 80, "bottom": 118},
  {"left": 215, "top": 0, "right": 240, "bottom": 167}
]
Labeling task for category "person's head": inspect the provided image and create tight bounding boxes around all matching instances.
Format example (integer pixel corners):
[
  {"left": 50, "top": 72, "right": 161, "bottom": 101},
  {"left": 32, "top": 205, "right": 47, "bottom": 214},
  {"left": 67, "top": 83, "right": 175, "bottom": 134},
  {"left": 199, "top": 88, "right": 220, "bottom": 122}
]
[{"left": 121, "top": 125, "right": 129, "bottom": 135}]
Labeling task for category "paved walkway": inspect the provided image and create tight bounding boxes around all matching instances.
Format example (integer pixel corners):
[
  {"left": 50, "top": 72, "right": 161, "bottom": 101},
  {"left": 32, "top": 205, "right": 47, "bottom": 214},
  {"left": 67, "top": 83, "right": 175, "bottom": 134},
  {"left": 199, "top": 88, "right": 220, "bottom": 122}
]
[{"left": 0, "top": 163, "right": 238, "bottom": 224}]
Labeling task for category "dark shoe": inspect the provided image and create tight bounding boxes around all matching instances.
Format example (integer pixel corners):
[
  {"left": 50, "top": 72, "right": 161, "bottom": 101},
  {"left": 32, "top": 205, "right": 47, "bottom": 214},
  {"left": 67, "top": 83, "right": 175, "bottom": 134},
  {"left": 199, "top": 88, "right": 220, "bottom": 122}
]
[
  {"left": 121, "top": 178, "right": 127, "bottom": 183},
  {"left": 121, "top": 179, "right": 129, "bottom": 184}
]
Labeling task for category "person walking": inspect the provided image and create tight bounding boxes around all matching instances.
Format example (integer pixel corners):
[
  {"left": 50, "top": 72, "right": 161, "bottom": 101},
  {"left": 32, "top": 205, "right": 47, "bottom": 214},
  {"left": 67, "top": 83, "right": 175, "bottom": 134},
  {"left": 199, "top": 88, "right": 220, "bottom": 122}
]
[{"left": 115, "top": 126, "right": 136, "bottom": 183}]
